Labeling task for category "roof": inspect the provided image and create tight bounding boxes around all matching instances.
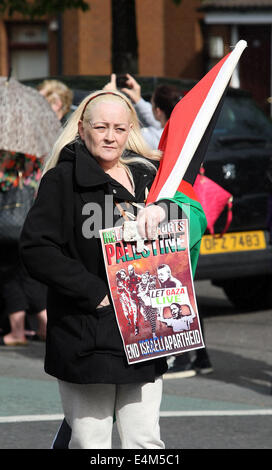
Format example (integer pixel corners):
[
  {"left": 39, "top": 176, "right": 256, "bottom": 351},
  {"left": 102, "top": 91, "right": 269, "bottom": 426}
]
[{"left": 200, "top": 0, "right": 272, "bottom": 11}]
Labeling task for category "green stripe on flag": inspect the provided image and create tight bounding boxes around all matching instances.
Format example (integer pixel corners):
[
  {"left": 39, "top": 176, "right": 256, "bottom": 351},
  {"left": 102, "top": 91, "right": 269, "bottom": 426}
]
[{"left": 159, "top": 191, "right": 207, "bottom": 277}]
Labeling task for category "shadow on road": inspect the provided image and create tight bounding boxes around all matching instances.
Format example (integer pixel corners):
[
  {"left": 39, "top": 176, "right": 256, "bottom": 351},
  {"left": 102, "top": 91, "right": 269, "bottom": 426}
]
[
  {"left": 204, "top": 347, "right": 272, "bottom": 396},
  {"left": 197, "top": 294, "right": 264, "bottom": 318}
]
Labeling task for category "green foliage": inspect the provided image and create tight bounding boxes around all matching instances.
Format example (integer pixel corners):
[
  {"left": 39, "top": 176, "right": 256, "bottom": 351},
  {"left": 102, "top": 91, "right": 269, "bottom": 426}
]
[
  {"left": 0, "top": 0, "right": 89, "bottom": 18},
  {"left": 0, "top": 0, "right": 187, "bottom": 19}
]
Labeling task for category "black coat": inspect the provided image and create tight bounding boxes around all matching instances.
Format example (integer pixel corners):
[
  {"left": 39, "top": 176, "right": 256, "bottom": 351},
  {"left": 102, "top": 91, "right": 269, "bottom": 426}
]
[{"left": 20, "top": 140, "right": 168, "bottom": 383}]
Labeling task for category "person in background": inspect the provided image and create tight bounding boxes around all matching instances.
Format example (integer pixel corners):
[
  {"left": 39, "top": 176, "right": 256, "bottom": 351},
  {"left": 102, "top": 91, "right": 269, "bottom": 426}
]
[
  {"left": 37, "top": 80, "right": 73, "bottom": 126},
  {"left": 0, "top": 150, "right": 47, "bottom": 346},
  {"left": 104, "top": 73, "right": 181, "bottom": 149}
]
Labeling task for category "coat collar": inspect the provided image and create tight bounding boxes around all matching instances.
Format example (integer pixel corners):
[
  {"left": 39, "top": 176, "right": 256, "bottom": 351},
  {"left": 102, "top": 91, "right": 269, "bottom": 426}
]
[
  {"left": 74, "top": 139, "right": 111, "bottom": 188},
  {"left": 70, "top": 140, "right": 137, "bottom": 202}
]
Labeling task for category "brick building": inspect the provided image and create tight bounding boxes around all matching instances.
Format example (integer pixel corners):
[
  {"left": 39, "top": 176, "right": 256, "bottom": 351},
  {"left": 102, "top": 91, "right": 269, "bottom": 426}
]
[
  {"left": 0, "top": 0, "right": 271, "bottom": 114},
  {"left": 0, "top": 0, "right": 204, "bottom": 80},
  {"left": 200, "top": 0, "right": 272, "bottom": 114}
]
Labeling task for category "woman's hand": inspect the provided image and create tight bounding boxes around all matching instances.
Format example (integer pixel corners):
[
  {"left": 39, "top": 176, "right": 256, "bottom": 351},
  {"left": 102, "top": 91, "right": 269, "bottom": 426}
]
[
  {"left": 136, "top": 204, "right": 166, "bottom": 240},
  {"left": 96, "top": 295, "right": 110, "bottom": 309}
]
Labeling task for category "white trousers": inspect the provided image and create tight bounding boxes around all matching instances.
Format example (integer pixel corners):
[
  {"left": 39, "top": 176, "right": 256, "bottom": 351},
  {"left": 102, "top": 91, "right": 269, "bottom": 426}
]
[{"left": 58, "top": 377, "right": 164, "bottom": 449}]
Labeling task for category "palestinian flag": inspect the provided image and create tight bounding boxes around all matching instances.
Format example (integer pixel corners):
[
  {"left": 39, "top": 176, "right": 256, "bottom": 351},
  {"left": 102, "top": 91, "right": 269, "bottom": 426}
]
[{"left": 146, "top": 40, "right": 247, "bottom": 275}]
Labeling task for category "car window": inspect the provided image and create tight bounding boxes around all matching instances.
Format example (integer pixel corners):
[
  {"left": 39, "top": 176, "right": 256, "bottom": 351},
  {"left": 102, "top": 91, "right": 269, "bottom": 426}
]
[{"left": 210, "top": 96, "right": 272, "bottom": 147}]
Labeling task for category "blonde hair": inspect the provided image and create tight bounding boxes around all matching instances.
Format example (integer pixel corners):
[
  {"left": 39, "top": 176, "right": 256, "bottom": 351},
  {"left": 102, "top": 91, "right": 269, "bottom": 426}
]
[
  {"left": 43, "top": 89, "right": 161, "bottom": 174},
  {"left": 37, "top": 79, "right": 73, "bottom": 116}
]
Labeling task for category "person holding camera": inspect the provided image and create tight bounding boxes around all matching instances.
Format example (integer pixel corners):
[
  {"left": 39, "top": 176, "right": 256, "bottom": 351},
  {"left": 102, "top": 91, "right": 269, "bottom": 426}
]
[{"left": 104, "top": 73, "right": 181, "bottom": 149}]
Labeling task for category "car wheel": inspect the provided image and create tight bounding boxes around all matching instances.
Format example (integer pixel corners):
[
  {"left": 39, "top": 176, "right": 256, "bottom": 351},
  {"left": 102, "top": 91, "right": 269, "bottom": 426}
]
[{"left": 217, "top": 276, "right": 272, "bottom": 310}]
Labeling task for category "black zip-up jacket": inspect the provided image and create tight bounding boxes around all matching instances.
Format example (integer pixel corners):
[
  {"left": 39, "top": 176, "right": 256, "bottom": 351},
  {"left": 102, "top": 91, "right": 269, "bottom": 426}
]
[{"left": 20, "top": 140, "right": 168, "bottom": 384}]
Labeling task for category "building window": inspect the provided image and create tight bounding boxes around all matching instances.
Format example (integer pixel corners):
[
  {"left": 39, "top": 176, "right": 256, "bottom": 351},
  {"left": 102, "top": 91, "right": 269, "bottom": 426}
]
[
  {"left": 7, "top": 23, "right": 49, "bottom": 80},
  {"left": 208, "top": 36, "right": 224, "bottom": 59}
]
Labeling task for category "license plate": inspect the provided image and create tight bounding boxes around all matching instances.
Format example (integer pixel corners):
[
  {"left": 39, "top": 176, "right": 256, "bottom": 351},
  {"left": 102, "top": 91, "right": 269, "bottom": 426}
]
[{"left": 200, "top": 230, "right": 267, "bottom": 255}]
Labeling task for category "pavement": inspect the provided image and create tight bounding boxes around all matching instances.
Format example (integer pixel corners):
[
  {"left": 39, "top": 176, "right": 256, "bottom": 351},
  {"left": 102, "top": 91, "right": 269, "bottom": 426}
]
[{"left": 0, "top": 280, "right": 271, "bottom": 451}]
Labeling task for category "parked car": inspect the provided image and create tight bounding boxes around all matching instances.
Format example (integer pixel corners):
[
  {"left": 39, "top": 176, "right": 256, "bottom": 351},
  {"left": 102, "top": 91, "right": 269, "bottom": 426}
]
[{"left": 23, "top": 75, "right": 272, "bottom": 309}]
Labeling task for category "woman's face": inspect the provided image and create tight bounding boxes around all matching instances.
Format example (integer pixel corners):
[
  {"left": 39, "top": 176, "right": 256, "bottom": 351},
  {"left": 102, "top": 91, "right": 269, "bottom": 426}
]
[{"left": 78, "top": 100, "right": 132, "bottom": 169}]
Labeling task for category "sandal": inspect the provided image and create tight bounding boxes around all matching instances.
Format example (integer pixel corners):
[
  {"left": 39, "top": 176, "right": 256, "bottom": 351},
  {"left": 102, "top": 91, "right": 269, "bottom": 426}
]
[{"left": 0, "top": 336, "right": 28, "bottom": 347}]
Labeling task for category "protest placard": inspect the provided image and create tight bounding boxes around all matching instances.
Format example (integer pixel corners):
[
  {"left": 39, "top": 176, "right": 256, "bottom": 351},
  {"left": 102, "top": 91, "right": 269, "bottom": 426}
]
[{"left": 100, "top": 219, "right": 204, "bottom": 364}]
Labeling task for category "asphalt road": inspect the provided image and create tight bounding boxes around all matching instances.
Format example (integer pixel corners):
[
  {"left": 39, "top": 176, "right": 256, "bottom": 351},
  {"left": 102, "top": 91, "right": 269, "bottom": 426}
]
[{"left": 0, "top": 280, "right": 271, "bottom": 453}]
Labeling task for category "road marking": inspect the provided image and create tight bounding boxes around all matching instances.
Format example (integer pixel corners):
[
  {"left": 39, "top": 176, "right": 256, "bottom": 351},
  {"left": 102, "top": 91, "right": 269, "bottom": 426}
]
[
  {"left": 160, "top": 409, "right": 272, "bottom": 417},
  {"left": 1, "top": 409, "right": 272, "bottom": 423},
  {"left": 0, "top": 414, "right": 64, "bottom": 423}
]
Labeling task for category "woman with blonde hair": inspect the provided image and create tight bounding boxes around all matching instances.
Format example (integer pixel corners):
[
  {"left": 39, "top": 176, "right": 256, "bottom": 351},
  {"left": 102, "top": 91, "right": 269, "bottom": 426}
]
[
  {"left": 20, "top": 89, "right": 180, "bottom": 449},
  {"left": 38, "top": 79, "right": 73, "bottom": 124},
  {"left": 43, "top": 88, "right": 161, "bottom": 174}
]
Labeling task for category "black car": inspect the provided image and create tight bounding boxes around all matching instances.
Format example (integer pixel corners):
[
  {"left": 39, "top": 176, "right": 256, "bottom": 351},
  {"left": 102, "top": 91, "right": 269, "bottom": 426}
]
[{"left": 23, "top": 75, "right": 272, "bottom": 309}]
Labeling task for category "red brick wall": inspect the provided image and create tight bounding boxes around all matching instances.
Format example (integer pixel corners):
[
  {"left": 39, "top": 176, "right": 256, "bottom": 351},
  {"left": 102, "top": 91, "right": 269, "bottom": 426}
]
[
  {"left": 62, "top": 10, "right": 80, "bottom": 74},
  {"left": 136, "top": 0, "right": 165, "bottom": 76},
  {"left": 164, "top": 0, "right": 204, "bottom": 79},
  {"left": 62, "top": 0, "right": 111, "bottom": 75},
  {"left": 136, "top": 0, "right": 204, "bottom": 79},
  {"left": 0, "top": 21, "right": 8, "bottom": 76}
]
